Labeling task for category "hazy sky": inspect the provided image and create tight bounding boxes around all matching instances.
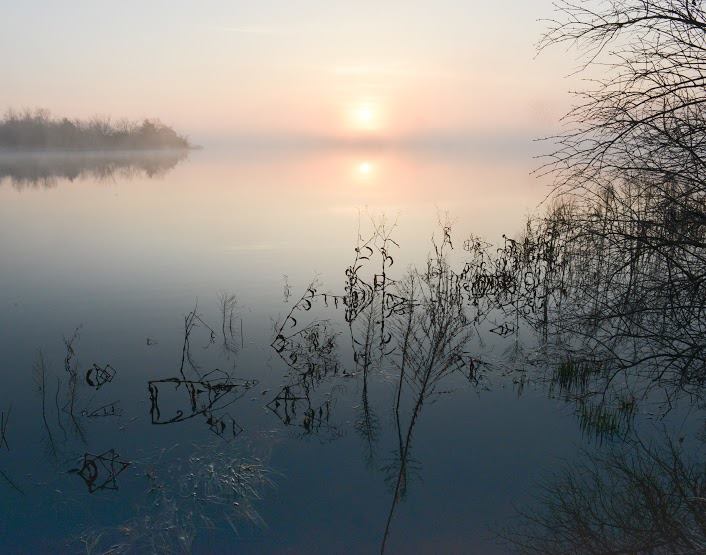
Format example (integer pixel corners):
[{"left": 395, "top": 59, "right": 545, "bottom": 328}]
[{"left": 0, "top": 0, "right": 578, "bottom": 143}]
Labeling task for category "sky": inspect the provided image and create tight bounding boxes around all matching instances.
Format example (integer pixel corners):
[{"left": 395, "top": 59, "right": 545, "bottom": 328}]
[{"left": 0, "top": 0, "right": 579, "bottom": 144}]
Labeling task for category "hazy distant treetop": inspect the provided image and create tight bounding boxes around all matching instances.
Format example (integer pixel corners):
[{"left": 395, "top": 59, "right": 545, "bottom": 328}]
[{"left": 0, "top": 108, "right": 191, "bottom": 150}]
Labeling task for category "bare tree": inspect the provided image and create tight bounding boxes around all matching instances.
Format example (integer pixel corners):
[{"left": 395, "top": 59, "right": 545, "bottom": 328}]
[
  {"left": 539, "top": 0, "right": 706, "bottom": 196},
  {"left": 481, "top": 0, "right": 706, "bottom": 421}
]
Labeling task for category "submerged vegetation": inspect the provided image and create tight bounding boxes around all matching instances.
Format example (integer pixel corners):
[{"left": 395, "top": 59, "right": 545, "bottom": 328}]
[
  {"left": 0, "top": 108, "right": 191, "bottom": 150},
  {"left": 76, "top": 446, "right": 273, "bottom": 554}
]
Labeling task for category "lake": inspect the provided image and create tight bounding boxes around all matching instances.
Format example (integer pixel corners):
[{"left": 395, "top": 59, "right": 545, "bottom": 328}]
[{"left": 0, "top": 146, "right": 699, "bottom": 553}]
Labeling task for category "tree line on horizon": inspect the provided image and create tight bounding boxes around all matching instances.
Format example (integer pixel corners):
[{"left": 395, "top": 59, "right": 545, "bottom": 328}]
[{"left": 0, "top": 108, "right": 191, "bottom": 150}]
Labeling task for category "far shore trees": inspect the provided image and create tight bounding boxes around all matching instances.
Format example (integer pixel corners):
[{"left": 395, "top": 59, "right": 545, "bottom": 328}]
[{"left": 0, "top": 108, "right": 191, "bottom": 150}]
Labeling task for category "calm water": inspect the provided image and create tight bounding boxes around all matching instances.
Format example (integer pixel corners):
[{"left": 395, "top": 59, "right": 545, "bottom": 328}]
[{"left": 0, "top": 148, "right": 697, "bottom": 553}]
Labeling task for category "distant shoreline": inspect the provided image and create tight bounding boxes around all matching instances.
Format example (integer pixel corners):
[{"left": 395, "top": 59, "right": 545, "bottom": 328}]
[
  {"left": 0, "top": 145, "right": 201, "bottom": 154},
  {"left": 0, "top": 109, "right": 195, "bottom": 151}
]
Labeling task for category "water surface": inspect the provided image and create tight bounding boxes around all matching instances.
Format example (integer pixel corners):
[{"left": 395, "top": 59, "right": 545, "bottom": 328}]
[{"left": 0, "top": 147, "right": 695, "bottom": 553}]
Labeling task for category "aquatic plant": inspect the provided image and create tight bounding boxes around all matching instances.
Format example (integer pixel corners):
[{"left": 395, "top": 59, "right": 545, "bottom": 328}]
[{"left": 0, "top": 406, "right": 23, "bottom": 495}]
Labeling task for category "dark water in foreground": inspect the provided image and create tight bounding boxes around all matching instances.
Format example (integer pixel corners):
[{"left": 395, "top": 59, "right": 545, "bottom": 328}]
[{"left": 0, "top": 150, "right": 700, "bottom": 553}]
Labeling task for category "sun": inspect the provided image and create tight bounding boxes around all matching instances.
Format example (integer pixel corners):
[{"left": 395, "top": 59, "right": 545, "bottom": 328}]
[
  {"left": 348, "top": 101, "right": 382, "bottom": 132},
  {"left": 358, "top": 161, "right": 373, "bottom": 175},
  {"left": 356, "top": 105, "right": 375, "bottom": 125}
]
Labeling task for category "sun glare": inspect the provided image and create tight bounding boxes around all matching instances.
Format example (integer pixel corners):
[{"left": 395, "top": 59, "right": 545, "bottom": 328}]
[
  {"left": 348, "top": 101, "right": 382, "bottom": 132},
  {"left": 358, "top": 161, "right": 373, "bottom": 174},
  {"left": 356, "top": 105, "right": 374, "bottom": 125}
]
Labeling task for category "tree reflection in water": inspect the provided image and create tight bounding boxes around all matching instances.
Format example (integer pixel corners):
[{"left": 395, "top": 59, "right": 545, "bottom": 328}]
[
  {"left": 502, "top": 428, "right": 706, "bottom": 554},
  {"left": 0, "top": 149, "right": 188, "bottom": 189}
]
